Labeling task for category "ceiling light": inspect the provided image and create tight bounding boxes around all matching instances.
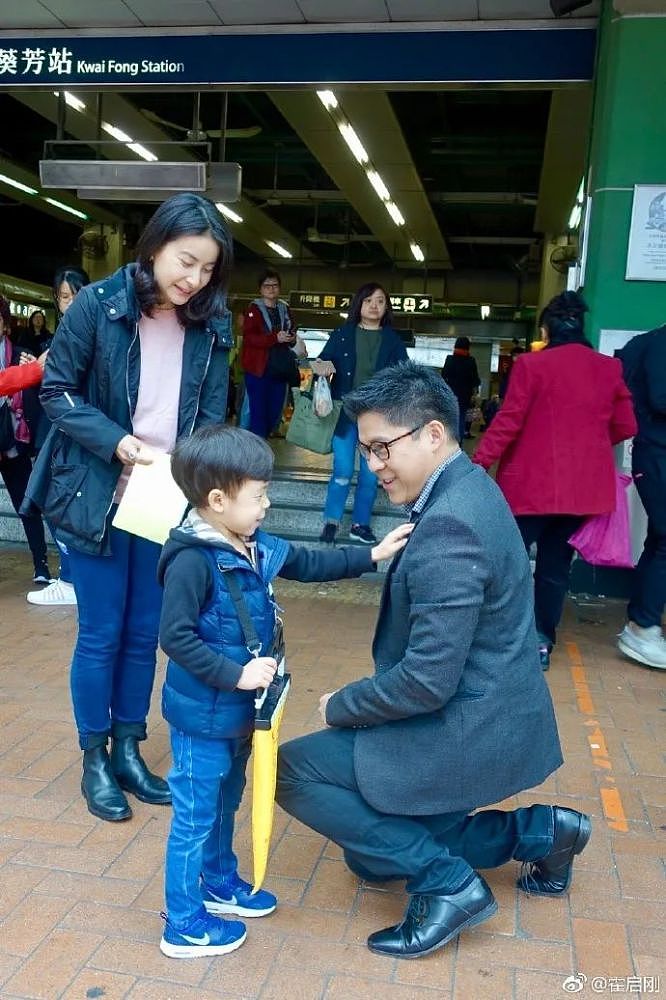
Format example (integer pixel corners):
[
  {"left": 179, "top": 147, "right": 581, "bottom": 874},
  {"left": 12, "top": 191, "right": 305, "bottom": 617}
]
[
  {"left": 43, "top": 197, "right": 87, "bottom": 220},
  {"left": 317, "top": 90, "right": 338, "bottom": 111},
  {"left": 0, "top": 172, "right": 38, "bottom": 195},
  {"left": 101, "top": 122, "right": 157, "bottom": 162},
  {"left": 366, "top": 170, "right": 390, "bottom": 202},
  {"left": 338, "top": 123, "right": 368, "bottom": 165},
  {"left": 216, "top": 203, "right": 243, "bottom": 224},
  {"left": 53, "top": 91, "right": 86, "bottom": 112},
  {"left": 266, "top": 240, "right": 292, "bottom": 259},
  {"left": 102, "top": 122, "right": 132, "bottom": 143},
  {"left": 410, "top": 242, "right": 425, "bottom": 262},
  {"left": 127, "top": 143, "right": 158, "bottom": 163},
  {"left": 568, "top": 203, "right": 583, "bottom": 230},
  {"left": 480, "top": 305, "right": 491, "bottom": 319},
  {"left": 386, "top": 202, "right": 405, "bottom": 226}
]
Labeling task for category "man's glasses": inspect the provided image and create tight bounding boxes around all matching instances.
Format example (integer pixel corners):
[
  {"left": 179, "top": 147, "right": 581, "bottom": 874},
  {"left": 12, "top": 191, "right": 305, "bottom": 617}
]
[
  {"left": 261, "top": 282, "right": 280, "bottom": 289},
  {"left": 358, "top": 425, "right": 423, "bottom": 462}
]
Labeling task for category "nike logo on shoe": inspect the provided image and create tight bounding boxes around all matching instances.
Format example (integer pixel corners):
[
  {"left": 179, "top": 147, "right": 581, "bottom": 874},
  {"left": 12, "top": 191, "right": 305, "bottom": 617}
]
[{"left": 181, "top": 932, "right": 210, "bottom": 945}]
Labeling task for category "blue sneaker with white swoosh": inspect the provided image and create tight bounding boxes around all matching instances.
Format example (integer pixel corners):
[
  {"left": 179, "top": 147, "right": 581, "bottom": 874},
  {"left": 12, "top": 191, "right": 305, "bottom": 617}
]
[
  {"left": 159, "top": 909, "right": 246, "bottom": 959},
  {"left": 202, "top": 872, "right": 277, "bottom": 917}
]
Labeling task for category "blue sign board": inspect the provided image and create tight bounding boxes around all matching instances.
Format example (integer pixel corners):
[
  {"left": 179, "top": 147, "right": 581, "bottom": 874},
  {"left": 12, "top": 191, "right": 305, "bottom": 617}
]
[{"left": 0, "top": 29, "right": 596, "bottom": 87}]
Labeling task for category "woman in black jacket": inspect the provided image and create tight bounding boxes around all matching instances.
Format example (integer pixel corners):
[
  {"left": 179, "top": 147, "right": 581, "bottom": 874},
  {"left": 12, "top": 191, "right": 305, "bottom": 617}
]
[
  {"left": 27, "top": 193, "right": 233, "bottom": 823},
  {"left": 441, "top": 336, "right": 480, "bottom": 442},
  {"left": 311, "top": 282, "right": 407, "bottom": 545}
]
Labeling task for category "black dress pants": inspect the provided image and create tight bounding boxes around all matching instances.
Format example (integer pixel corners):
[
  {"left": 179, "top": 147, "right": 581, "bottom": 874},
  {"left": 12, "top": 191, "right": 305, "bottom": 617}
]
[
  {"left": 0, "top": 452, "right": 47, "bottom": 569},
  {"left": 277, "top": 728, "right": 554, "bottom": 895},
  {"left": 515, "top": 514, "right": 584, "bottom": 646},
  {"left": 628, "top": 444, "right": 666, "bottom": 629}
]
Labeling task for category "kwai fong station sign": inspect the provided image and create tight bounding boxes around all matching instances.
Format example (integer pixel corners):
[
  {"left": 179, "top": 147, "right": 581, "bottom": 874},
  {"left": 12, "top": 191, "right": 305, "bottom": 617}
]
[{"left": 0, "top": 46, "right": 184, "bottom": 79}]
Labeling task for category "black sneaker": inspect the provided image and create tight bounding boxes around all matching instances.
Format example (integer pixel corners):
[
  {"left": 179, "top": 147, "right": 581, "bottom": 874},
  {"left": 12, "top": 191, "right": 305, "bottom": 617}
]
[
  {"left": 319, "top": 522, "right": 338, "bottom": 544},
  {"left": 349, "top": 524, "right": 377, "bottom": 545},
  {"left": 32, "top": 562, "right": 52, "bottom": 584}
]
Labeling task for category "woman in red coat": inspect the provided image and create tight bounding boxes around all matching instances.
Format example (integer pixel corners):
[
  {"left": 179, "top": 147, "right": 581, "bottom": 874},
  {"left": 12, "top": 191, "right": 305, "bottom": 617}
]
[{"left": 474, "top": 292, "right": 636, "bottom": 667}]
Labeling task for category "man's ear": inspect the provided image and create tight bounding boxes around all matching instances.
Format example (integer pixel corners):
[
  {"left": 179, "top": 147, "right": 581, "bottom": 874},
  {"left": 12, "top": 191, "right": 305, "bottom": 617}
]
[
  {"left": 424, "top": 419, "right": 448, "bottom": 451},
  {"left": 207, "top": 488, "right": 228, "bottom": 512}
]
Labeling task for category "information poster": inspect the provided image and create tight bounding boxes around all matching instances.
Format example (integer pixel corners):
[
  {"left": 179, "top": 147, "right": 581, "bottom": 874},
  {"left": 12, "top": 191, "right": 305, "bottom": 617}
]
[{"left": 625, "top": 185, "right": 666, "bottom": 281}]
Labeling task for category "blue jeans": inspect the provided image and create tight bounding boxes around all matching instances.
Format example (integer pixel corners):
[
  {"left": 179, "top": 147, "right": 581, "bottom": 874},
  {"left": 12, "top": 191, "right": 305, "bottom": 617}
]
[
  {"left": 45, "top": 518, "right": 71, "bottom": 583},
  {"left": 278, "top": 728, "right": 554, "bottom": 894},
  {"left": 245, "top": 372, "right": 287, "bottom": 439},
  {"left": 68, "top": 525, "right": 163, "bottom": 748},
  {"left": 165, "top": 729, "right": 251, "bottom": 928},
  {"left": 323, "top": 419, "right": 378, "bottom": 526}
]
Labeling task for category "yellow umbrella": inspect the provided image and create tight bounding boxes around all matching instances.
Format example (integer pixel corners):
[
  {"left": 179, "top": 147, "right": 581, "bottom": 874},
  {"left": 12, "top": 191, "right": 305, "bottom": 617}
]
[{"left": 251, "top": 670, "right": 291, "bottom": 893}]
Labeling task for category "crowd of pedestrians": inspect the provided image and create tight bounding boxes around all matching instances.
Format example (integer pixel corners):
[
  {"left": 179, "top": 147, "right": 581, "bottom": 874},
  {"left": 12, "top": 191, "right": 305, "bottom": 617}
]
[{"left": 1, "top": 193, "right": 663, "bottom": 968}]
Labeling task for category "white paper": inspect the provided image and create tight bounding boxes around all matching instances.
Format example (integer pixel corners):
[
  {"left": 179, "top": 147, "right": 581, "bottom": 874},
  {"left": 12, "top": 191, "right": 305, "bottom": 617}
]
[{"left": 112, "top": 451, "right": 187, "bottom": 545}]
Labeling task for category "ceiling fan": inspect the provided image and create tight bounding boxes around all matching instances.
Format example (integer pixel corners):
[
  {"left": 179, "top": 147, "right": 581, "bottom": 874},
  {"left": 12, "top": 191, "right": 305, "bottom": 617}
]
[{"left": 139, "top": 107, "right": 261, "bottom": 141}]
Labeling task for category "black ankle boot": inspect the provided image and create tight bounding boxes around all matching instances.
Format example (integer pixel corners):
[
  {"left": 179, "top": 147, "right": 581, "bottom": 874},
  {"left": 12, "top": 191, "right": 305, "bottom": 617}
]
[
  {"left": 81, "top": 746, "right": 132, "bottom": 822},
  {"left": 110, "top": 736, "right": 171, "bottom": 805}
]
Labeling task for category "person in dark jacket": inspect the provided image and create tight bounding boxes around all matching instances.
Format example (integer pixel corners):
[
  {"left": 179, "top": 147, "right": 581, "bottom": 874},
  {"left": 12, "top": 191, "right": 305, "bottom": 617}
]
[
  {"left": 277, "top": 362, "right": 589, "bottom": 961},
  {"left": 0, "top": 295, "right": 51, "bottom": 582},
  {"left": 311, "top": 282, "right": 408, "bottom": 546},
  {"left": 617, "top": 325, "right": 666, "bottom": 669},
  {"left": 240, "top": 269, "right": 299, "bottom": 438},
  {"left": 15, "top": 308, "right": 52, "bottom": 356},
  {"left": 157, "top": 424, "right": 412, "bottom": 959},
  {"left": 24, "top": 193, "right": 234, "bottom": 824},
  {"left": 441, "top": 336, "right": 480, "bottom": 442}
]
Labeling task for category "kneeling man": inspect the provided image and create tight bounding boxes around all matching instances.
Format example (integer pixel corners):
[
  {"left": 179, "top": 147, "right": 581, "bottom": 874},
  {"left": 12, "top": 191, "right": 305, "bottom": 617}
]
[{"left": 277, "top": 362, "right": 590, "bottom": 959}]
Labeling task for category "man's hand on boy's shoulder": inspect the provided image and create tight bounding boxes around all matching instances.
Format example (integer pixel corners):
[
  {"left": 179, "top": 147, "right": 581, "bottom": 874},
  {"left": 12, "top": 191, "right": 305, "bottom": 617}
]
[{"left": 370, "top": 523, "right": 414, "bottom": 563}]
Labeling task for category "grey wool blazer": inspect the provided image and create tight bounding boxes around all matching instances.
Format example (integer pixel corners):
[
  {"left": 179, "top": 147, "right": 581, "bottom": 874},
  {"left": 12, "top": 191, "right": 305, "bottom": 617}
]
[{"left": 325, "top": 452, "right": 563, "bottom": 815}]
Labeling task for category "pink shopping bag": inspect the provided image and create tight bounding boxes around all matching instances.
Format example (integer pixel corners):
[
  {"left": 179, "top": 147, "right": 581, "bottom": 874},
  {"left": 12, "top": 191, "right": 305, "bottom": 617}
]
[{"left": 568, "top": 472, "right": 634, "bottom": 569}]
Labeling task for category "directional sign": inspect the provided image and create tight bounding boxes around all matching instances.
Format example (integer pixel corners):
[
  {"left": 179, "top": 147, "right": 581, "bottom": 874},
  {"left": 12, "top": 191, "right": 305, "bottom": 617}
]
[{"left": 289, "top": 291, "right": 432, "bottom": 314}]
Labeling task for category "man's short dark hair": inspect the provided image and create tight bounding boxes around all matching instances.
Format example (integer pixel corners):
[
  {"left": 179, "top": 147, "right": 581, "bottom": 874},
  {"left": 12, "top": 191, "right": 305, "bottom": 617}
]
[
  {"left": 258, "top": 268, "right": 281, "bottom": 288},
  {"left": 343, "top": 361, "right": 459, "bottom": 440},
  {"left": 171, "top": 425, "right": 274, "bottom": 507}
]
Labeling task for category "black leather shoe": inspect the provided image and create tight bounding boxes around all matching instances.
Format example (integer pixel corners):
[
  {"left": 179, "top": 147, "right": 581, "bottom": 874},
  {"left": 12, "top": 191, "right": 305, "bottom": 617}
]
[
  {"left": 81, "top": 746, "right": 132, "bottom": 822},
  {"left": 517, "top": 806, "right": 591, "bottom": 896},
  {"left": 367, "top": 873, "right": 497, "bottom": 959},
  {"left": 110, "top": 736, "right": 171, "bottom": 805}
]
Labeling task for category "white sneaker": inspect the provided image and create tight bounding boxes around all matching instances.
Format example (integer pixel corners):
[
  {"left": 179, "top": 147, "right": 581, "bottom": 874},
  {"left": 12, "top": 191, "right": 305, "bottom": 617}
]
[
  {"left": 26, "top": 579, "right": 77, "bottom": 607},
  {"left": 617, "top": 624, "right": 666, "bottom": 669}
]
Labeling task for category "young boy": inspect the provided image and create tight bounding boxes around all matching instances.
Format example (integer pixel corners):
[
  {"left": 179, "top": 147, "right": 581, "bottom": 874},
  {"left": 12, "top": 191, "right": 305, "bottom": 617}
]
[{"left": 158, "top": 425, "right": 412, "bottom": 958}]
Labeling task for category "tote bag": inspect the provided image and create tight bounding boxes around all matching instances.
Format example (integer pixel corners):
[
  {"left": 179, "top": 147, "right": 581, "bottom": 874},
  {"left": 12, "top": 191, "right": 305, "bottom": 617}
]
[
  {"left": 568, "top": 471, "right": 634, "bottom": 569},
  {"left": 286, "top": 388, "right": 342, "bottom": 455}
]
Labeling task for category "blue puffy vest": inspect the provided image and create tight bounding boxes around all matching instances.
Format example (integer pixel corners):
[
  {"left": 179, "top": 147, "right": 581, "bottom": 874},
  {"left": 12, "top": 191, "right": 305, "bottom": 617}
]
[{"left": 161, "top": 531, "right": 290, "bottom": 739}]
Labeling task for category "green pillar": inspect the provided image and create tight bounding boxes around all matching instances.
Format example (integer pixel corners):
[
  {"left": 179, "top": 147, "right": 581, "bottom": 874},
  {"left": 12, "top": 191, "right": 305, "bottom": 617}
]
[{"left": 582, "top": 0, "right": 666, "bottom": 345}]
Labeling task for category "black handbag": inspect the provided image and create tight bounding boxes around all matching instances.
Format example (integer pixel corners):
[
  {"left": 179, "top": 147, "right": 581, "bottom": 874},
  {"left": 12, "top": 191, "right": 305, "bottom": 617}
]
[
  {"left": 0, "top": 402, "right": 15, "bottom": 452},
  {"left": 266, "top": 344, "right": 301, "bottom": 388}
]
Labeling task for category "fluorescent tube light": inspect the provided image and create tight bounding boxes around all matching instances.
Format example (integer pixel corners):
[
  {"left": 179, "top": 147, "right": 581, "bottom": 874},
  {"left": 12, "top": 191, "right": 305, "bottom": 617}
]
[
  {"left": 43, "top": 197, "right": 87, "bottom": 220},
  {"left": 265, "top": 240, "right": 292, "bottom": 259},
  {"left": 127, "top": 143, "right": 158, "bottom": 162},
  {"left": 386, "top": 202, "right": 405, "bottom": 226},
  {"left": 338, "top": 123, "right": 368, "bottom": 165},
  {"left": 317, "top": 90, "right": 338, "bottom": 110},
  {"left": 216, "top": 203, "right": 243, "bottom": 224},
  {"left": 568, "top": 204, "right": 582, "bottom": 230},
  {"left": 366, "top": 170, "right": 390, "bottom": 201},
  {"left": 480, "top": 304, "right": 491, "bottom": 319},
  {"left": 0, "top": 172, "right": 38, "bottom": 195},
  {"left": 410, "top": 242, "right": 425, "bottom": 262}
]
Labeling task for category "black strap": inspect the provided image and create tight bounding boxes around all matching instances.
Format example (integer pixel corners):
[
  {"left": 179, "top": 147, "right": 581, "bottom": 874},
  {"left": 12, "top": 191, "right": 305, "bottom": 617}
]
[{"left": 224, "top": 570, "right": 261, "bottom": 654}]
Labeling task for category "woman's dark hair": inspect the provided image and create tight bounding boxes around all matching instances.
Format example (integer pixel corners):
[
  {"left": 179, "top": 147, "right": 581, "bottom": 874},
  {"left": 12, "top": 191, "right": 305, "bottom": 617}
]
[
  {"left": 454, "top": 336, "right": 471, "bottom": 351},
  {"left": 53, "top": 266, "right": 90, "bottom": 316},
  {"left": 539, "top": 291, "right": 591, "bottom": 348},
  {"left": 28, "top": 310, "right": 49, "bottom": 336},
  {"left": 344, "top": 360, "right": 459, "bottom": 441},
  {"left": 134, "top": 193, "right": 233, "bottom": 326},
  {"left": 347, "top": 282, "right": 394, "bottom": 328},
  {"left": 171, "top": 424, "right": 274, "bottom": 507},
  {"left": 258, "top": 268, "right": 281, "bottom": 289},
  {"left": 0, "top": 295, "right": 11, "bottom": 330}
]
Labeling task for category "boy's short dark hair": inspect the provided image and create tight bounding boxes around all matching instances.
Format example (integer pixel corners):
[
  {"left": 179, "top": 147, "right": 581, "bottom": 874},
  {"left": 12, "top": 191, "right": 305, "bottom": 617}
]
[{"left": 171, "top": 425, "right": 274, "bottom": 507}]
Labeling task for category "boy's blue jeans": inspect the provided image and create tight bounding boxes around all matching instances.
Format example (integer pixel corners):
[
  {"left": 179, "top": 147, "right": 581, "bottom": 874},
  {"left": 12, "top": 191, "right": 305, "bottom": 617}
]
[
  {"left": 165, "top": 729, "right": 251, "bottom": 928},
  {"left": 323, "top": 419, "right": 378, "bottom": 526},
  {"left": 68, "top": 525, "right": 163, "bottom": 748}
]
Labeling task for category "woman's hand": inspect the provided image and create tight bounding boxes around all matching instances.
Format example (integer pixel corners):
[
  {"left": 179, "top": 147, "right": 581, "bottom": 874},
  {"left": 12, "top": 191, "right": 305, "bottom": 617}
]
[
  {"left": 115, "top": 434, "right": 154, "bottom": 466},
  {"left": 370, "top": 523, "right": 415, "bottom": 563},
  {"left": 19, "top": 351, "right": 36, "bottom": 365},
  {"left": 237, "top": 656, "right": 278, "bottom": 690},
  {"left": 36, "top": 350, "right": 49, "bottom": 370},
  {"left": 277, "top": 330, "right": 295, "bottom": 344},
  {"left": 311, "top": 358, "right": 336, "bottom": 377}
]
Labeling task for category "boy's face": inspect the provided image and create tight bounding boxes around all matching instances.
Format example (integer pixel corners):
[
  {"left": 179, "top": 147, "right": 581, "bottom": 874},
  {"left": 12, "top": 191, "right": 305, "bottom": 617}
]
[{"left": 205, "top": 479, "right": 271, "bottom": 539}]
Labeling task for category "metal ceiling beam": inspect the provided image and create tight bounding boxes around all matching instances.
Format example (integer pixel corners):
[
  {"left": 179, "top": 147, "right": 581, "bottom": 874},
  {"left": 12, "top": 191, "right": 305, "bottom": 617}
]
[
  {"left": 269, "top": 90, "right": 451, "bottom": 269},
  {"left": 9, "top": 90, "right": 321, "bottom": 265},
  {"left": 534, "top": 87, "right": 593, "bottom": 235}
]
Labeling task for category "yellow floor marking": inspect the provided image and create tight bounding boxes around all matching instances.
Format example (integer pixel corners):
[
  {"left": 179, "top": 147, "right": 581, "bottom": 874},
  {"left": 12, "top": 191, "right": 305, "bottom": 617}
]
[{"left": 565, "top": 641, "right": 629, "bottom": 833}]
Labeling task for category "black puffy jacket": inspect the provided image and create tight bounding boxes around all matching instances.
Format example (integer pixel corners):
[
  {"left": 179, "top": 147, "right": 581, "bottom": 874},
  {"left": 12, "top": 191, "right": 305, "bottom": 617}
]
[{"left": 23, "top": 263, "right": 232, "bottom": 556}]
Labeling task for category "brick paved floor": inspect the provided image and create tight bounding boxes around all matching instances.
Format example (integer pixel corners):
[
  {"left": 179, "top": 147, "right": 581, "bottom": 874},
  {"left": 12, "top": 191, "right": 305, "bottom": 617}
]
[{"left": 0, "top": 548, "right": 664, "bottom": 1000}]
